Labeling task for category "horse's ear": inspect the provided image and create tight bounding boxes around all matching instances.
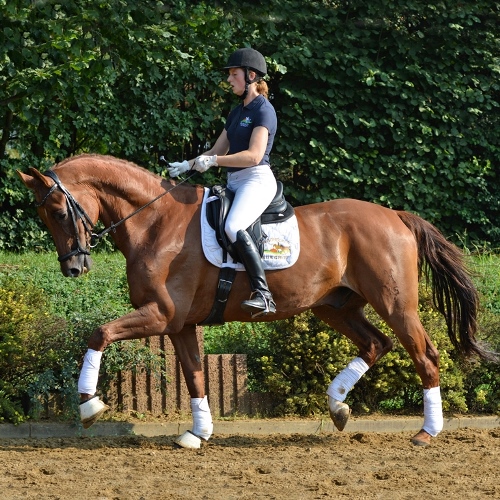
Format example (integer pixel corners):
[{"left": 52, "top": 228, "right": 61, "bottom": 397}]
[{"left": 16, "top": 168, "right": 52, "bottom": 191}]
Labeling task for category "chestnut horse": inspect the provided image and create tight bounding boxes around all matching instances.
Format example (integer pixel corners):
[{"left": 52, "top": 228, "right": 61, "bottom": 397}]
[{"left": 18, "top": 154, "right": 492, "bottom": 448}]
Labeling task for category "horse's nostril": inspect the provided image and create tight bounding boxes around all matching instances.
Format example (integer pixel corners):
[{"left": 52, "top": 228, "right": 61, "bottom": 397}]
[{"left": 69, "top": 268, "right": 81, "bottom": 277}]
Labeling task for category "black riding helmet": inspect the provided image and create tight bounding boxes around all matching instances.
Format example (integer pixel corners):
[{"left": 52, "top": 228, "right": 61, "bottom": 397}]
[
  {"left": 224, "top": 48, "right": 267, "bottom": 76},
  {"left": 224, "top": 48, "right": 267, "bottom": 99}
]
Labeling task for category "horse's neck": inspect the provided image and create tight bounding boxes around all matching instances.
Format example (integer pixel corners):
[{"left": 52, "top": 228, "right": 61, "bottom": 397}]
[
  {"left": 90, "top": 168, "right": 201, "bottom": 251},
  {"left": 87, "top": 163, "right": 166, "bottom": 218}
]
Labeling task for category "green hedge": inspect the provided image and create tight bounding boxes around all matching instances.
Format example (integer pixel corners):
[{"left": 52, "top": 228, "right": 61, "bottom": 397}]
[{"left": 2, "top": 0, "right": 500, "bottom": 248}]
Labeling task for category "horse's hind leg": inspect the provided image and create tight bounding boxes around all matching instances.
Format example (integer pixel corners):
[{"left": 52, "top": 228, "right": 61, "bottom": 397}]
[
  {"left": 312, "top": 300, "right": 394, "bottom": 431},
  {"left": 365, "top": 266, "right": 442, "bottom": 446},
  {"left": 168, "top": 325, "right": 213, "bottom": 449},
  {"left": 384, "top": 312, "right": 442, "bottom": 446}
]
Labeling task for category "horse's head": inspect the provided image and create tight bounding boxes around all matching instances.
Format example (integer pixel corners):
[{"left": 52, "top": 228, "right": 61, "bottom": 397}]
[{"left": 17, "top": 167, "right": 98, "bottom": 277}]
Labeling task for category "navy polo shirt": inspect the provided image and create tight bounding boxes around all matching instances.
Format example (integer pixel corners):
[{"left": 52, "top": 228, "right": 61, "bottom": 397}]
[{"left": 224, "top": 94, "right": 277, "bottom": 168}]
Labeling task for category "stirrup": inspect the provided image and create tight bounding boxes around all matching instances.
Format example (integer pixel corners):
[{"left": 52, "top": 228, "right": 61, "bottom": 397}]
[{"left": 241, "top": 290, "right": 276, "bottom": 318}]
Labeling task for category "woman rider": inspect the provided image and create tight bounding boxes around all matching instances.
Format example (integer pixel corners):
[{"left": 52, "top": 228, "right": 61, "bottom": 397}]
[{"left": 167, "top": 47, "right": 278, "bottom": 317}]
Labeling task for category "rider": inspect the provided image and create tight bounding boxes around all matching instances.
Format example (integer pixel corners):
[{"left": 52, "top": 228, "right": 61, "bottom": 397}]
[{"left": 167, "top": 47, "right": 278, "bottom": 317}]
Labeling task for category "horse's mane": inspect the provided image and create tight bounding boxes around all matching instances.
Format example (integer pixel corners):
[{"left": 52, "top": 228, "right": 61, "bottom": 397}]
[
  {"left": 54, "top": 153, "right": 159, "bottom": 179},
  {"left": 52, "top": 154, "right": 205, "bottom": 196}
]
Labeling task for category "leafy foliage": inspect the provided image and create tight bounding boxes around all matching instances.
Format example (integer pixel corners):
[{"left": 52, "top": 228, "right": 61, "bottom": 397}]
[
  {"left": 255, "top": 280, "right": 498, "bottom": 417},
  {"left": 0, "top": 276, "right": 71, "bottom": 423},
  {"left": 264, "top": 0, "right": 500, "bottom": 244},
  {"left": 1, "top": 0, "right": 499, "bottom": 249},
  {"left": 0, "top": 252, "right": 162, "bottom": 423}
]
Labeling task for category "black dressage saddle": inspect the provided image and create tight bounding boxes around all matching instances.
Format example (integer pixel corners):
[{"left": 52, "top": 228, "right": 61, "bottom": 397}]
[{"left": 205, "top": 181, "right": 295, "bottom": 262}]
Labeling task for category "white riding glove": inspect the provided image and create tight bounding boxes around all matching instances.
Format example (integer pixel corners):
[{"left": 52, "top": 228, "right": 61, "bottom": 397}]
[
  {"left": 167, "top": 160, "right": 190, "bottom": 178},
  {"left": 193, "top": 155, "right": 218, "bottom": 173}
]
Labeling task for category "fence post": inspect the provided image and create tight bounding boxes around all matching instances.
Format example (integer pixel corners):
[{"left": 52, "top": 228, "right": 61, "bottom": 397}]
[{"left": 107, "top": 326, "right": 261, "bottom": 418}]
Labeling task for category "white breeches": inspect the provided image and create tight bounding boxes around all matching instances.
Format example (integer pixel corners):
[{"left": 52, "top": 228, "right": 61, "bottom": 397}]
[{"left": 225, "top": 165, "right": 277, "bottom": 243}]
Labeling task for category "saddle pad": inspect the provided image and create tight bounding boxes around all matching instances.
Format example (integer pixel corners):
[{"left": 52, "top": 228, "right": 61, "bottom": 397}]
[{"left": 200, "top": 188, "right": 300, "bottom": 270}]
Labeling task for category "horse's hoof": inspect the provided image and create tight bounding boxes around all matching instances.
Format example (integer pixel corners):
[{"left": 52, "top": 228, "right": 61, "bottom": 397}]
[
  {"left": 328, "top": 397, "right": 351, "bottom": 431},
  {"left": 80, "top": 396, "right": 109, "bottom": 429},
  {"left": 411, "top": 429, "right": 432, "bottom": 447},
  {"left": 174, "top": 430, "right": 204, "bottom": 449}
]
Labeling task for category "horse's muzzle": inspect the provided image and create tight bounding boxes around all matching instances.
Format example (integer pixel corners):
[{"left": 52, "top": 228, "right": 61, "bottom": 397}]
[{"left": 61, "top": 254, "right": 92, "bottom": 277}]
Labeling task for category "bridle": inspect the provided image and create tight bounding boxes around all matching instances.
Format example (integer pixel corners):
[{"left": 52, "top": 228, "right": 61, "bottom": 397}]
[
  {"left": 36, "top": 169, "right": 197, "bottom": 263},
  {"left": 36, "top": 170, "right": 94, "bottom": 263}
]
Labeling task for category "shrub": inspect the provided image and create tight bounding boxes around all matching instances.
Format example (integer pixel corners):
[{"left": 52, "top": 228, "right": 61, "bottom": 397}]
[
  {"left": 0, "top": 277, "right": 72, "bottom": 423},
  {"left": 0, "top": 253, "right": 164, "bottom": 423},
  {"left": 257, "top": 283, "right": 477, "bottom": 417},
  {"left": 259, "top": 313, "right": 357, "bottom": 416}
]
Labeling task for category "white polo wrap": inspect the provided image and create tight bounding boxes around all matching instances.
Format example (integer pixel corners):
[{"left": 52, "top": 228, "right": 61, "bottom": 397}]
[
  {"left": 326, "top": 357, "right": 370, "bottom": 402},
  {"left": 77, "top": 349, "right": 102, "bottom": 395},
  {"left": 191, "top": 396, "right": 213, "bottom": 441},
  {"left": 422, "top": 386, "right": 443, "bottom": 437}
]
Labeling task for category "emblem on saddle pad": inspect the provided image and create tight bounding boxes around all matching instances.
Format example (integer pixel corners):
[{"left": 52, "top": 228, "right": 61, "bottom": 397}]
[{"left": 201, "top": 183, "right": 300, "bottom": 271}]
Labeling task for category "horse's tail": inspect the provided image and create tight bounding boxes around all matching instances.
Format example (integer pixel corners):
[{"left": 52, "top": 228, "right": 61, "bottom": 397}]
[{"left": 397, "top": 211, "right": 497, "bottom": 362}]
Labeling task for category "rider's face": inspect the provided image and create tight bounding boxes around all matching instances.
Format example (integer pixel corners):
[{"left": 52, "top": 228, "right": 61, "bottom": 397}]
[{"left": 227, "top": 68, "right": 247, "bottom": 96}]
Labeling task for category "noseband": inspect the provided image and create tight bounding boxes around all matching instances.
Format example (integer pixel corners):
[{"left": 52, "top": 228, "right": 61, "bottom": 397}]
[{"left": 37, "top": 171, "right": 94, "bottom": 263}]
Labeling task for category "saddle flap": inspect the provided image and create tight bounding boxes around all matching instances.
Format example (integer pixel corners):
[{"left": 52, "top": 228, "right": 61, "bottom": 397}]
[{"left": 206, "top": 185, "right": 236, "bottom": 259}]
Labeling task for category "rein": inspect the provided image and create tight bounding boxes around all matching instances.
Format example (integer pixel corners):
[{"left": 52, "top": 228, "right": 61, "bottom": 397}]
[
  {"left": 37, "top": 169, "right": 198, "bottom": 262},
  {"left": 90, "top": 171, "right": 197, "bottom": 245}
]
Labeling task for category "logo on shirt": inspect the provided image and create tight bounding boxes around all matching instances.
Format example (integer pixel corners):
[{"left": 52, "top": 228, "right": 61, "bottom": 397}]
[{"left": 240, "top": 117, "right": 252, "bottom": 128}]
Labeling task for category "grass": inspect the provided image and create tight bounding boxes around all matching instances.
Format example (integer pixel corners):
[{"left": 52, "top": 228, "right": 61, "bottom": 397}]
[
  {"left": 0, "top": 251, "right": 131, "bottom": 318},
  {"left": 467, "top": 253, "right": 500, "bottom": 315}
]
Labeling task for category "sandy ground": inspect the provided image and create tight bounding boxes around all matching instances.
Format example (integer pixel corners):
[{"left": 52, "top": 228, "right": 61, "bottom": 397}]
[{"left": 0, "top": 427, "right": 499, "bottom": 500}]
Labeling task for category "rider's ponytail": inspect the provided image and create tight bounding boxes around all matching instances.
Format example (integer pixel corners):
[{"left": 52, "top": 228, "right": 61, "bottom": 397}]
[{"left": 256, "top": 80, "right": 269, "bottom": 99}]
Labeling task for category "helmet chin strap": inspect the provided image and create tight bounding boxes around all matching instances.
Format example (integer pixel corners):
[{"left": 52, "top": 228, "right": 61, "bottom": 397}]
[
  {"left": 240, "top": 68, "right": 258, "bottom": 100},
  {"left": 240, "top": 82, "right": 249, "bottom": 100}
]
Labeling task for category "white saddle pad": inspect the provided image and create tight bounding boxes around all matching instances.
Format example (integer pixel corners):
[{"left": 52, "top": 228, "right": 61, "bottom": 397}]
[{"left": 200, "top": 188, "right": 300, "bottom": 270}]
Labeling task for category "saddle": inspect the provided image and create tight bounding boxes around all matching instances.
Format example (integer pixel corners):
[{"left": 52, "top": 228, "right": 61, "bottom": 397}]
[{"left": 205, "top": 181, "right": 295, "bottom": 262}]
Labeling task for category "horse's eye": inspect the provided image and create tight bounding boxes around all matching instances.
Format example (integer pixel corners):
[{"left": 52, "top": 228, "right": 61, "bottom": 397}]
[{"left": 54, "top": 210, "right": 68, "bottom": 221}]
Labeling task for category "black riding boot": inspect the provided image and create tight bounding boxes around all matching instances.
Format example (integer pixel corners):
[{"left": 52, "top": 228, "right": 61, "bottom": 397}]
[{"left": 234, "top": 229, "right": 276, "bottom": 317}]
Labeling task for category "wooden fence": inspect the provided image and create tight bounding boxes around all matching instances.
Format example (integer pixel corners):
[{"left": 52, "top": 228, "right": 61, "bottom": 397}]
[{"left": 103, "top": 327, "right": 272, "bottom": 418}]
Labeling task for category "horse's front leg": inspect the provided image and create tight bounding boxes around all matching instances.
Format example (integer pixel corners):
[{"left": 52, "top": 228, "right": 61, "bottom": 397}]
[
  {"left": 78, "top": 302, "right": 170, "bottom": 428},
  {"left": 169, "top": 325, "right": 214, "bottom": 449}
]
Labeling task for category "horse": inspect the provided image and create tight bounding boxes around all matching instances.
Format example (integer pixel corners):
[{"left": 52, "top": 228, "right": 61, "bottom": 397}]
[{"left": 17, "top": 153, "right": 494, "bottom": 448}]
